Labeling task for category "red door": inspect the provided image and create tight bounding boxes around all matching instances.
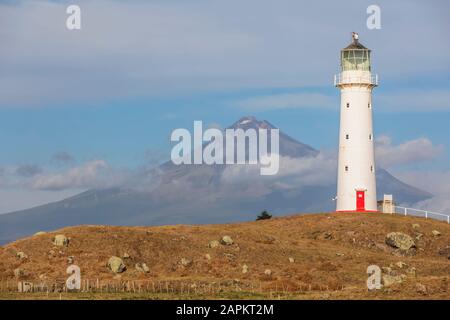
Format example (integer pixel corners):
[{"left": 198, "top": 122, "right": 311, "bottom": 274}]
[{"left": 356, "top": 191, "right": 365, "bottom": 211}]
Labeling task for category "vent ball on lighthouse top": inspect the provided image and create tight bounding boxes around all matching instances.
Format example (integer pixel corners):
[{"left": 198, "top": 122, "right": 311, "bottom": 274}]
[{"left": 341, "top": 35, "right": 371, "bottom": 72}]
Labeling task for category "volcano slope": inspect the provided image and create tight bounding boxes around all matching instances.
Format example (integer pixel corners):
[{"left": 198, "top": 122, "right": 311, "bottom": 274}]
[{"left": 0, "top": 212, "right": 448, "bottom": 300}]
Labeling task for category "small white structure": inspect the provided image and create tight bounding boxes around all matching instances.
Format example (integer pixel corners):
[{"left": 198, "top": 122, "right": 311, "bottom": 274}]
[
  {"left": 382, "top": 194, "right": 394, "bottom": 214},
  {"left": 335, "top": 33, "right": 378, "bottom": 212}
]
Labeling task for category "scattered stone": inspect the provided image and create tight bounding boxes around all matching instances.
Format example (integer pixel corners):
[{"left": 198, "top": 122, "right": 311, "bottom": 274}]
[
  {"left": 382, "top": 274, "right": 406, "bottom": 287},
  {"left": 123, "top": 252, "right": 131, "bottom": 259},
  {"left": 412, "top": 224, "right": 420, "bottom": 230},
  {"left": 381, "top": 267, "right": 393, "bottom": 275},
  {"left": 208, "top": 240, "right": 220, "bottom": 248},
  {"left": 385, "top": 232, "right": 415, "bottom": 251},
  {"left": 220, "top": 236, "right": 234, "bottom": 246},
  {"left": 135, "top": 263, "right": 150, "bottom": 273},
  {"left": 415, "top": 283, "right": 427, "bottom": 295},
  {"left": 13, "top": 268, "right": 25, "bottom": 278},
  {"left": 53, "top": 234, "right": 69, "bottom": 247},
  {"left": 289, "top": 257, "right": 295, "bottom": 263},
  {"left": 323, "top": 232, "right": 333, "bottom": 240},
  {"left": 406, "top": 267, "right": 417, "bottom": 277},
  {"left": 67, "top": 256, "right": 75, "bottom": 264},
  {"left": 38, "top": 274, "right": 47, "bottom": 280},
  {"left": 264, "top": 269, "right": 272, "bottom": 277},
  {"left": 107, "top": 256, "right": 126, "bottom": 273},
  {"left": 395, "top": 261, "right": 407, "bottom": 269},
  {"left": 242, "top": 264, "right": 249, "bottom": 274},
  {"left": 16, "top": 251, "right": 28, "bottom": 260},
  {"left": 336, "top": 252, "right": 344, "bottom": 257},
  {"left": 205, "top": 254, "right": 211, "bottom": 261},
  {"left": 33, "top": 231, "right": 46, "bottom": 236},
  {"left": 415, "top": 233, "right": 423, "bottom": 241},
  {"left": 180, "top": 258, "right": 192, "bottom": 267},
  {"left": 431, "top": 230, "right": 441, "bottom": 237}
]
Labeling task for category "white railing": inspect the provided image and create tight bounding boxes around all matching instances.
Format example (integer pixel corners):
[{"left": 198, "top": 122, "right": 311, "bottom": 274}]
[
  {"left": 334, "top": 73, "right": 378, "bottom": 86},
  {"left": 391, "top": 206, "right": 450, "bottom": 224}
]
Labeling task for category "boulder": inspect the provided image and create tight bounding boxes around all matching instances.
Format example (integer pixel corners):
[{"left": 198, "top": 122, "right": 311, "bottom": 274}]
[
  {"left": 180, "top": 258, "right": 192, "bottom": 267},
  {"left": 242, "top": 264, "right": 249, "bottom": 274},
  {"left": 415, "top": 283, "right": 427, "bottom": 295},
  {"left": 135, "top": 263, "right": 150, "bottom": 273},
  {"left": 220, "top": 236, "right": 234, "bottom": 246},
  {"left": 382, "top": 274, "right": 406, "bottom": 287},
  {"left": 431, "top": 230, "right": 441, "bottom": 237},
  {"left": 16, "top": 252, "right": 28, "bottom": 260},
  {"left": 289, "top": 257, "right": 295, "bottom": 263},
  {"left": 53, "top": 234, "right": 69, "bottom": 247},
  {"left": 385, "top": 232, "right": 415, "bottom": 251},
  {"left": 395, "top": 261, "right": 407, "bottom": 269},
  {"left": 107, "top": 256, "right": 126, "bottom": 273},
  {"left": 208, "top": 240, "right": 220, "bottom": 248}
]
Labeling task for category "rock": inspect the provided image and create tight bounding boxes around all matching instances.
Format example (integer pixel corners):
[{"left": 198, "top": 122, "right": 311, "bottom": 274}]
[
  {"left": 34, "top": 231, "right": 46, "bottom": 236},
  {"left": 220, "top": 236, "right": 234, "bottom": 246},
  {"left": 67, "top": 256, "right": 75, "bottom": 264},
  {"left": 406, "top": 267, "right": 417, "bottom": 277},
  {"left": 205, "top": 254, "right": 211, "bottom": 261},
  {"left": 385, "top": 232, "right": 415, "bottom": 251},
  {"left": 412, "top": 224, "right": 420, "bottom": 230},
  {"left": 123, "top": 252, "right": 131, "bottom": 259},
  {"left": 208, "top": 240, "right": 220, "bottom": 248},
  {"left": 415, "top": 233, "right": 423, "bottom": 241},
  {"left": 264, "top": 269, "right": 272, "bottom": 277},
  {"left": 289, "top": 257, "right": 295, "bottom": 263},
  {"left": 107, "top": 256, "right": 126, "bottom": 273},
  {"left": 323, "top": 232, "right": 333, "bottom": 240},
  {"left": 381, "top": 267, "right": 393, "bottom": 275},
  {"left": 135, "top": 263, "right": 150, "bottom": 273},
  {"left": 14, "top": 268, "right": 25, "bottom": 278},
  {"left": 16, "top": 252, "right": 28, "bottom": 260},
  {"left": 242, "top": 264, "right": 249, "bottom": 274},
  {"left": 395, "top": 261, "right": 407, "bottom": 269},
  {"left": 415, "top": 283, "right": 427, "bottom": 295},
  {"left": 53, "top": 234, "right": 69, "bottom": 247},
  {"left": 382, "top": 274, "right": 406, "bottom": 287},
  {"left": 335, "top": 252, "right": 344, "bottom": 257},
  {"left": 180, "top": 258, "right": 192, "bottom": 267},
  {"left": 431, "top": 230, "right": 441, "bottom": 237}
]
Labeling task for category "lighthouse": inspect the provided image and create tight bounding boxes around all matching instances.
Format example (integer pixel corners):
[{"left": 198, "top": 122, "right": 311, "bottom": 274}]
[{"left": 335, "top": 32, "right": 378, "bottom": 212}]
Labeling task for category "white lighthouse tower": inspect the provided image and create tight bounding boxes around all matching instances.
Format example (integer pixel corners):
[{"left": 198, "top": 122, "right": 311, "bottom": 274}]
[{"left": 335, "top": 33, "right": 378, "bottom": 212}]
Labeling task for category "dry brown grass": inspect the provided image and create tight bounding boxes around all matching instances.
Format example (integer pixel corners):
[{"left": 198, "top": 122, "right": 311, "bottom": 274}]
[{"left": 0, "top": 212, "right": 449, "bottom": 300}]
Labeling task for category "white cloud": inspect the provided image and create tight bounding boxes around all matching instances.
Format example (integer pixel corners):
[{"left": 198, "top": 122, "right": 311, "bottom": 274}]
[
  {"left": 234, "top": 93, "right": 335, "bottom": 111},
  {"left": 28, "top": 160, "right": 127, "bottom": 191},
  {"left": 0, "top": 0, "right": 449, "bottom": 107},
  {"left": 375, "top": 135, "right": 443, "bottom": 168}
]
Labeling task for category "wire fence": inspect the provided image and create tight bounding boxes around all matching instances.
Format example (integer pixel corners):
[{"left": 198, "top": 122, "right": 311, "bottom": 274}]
[
  {"left": 391, "top": 206, "right": 450, "bottom": 224},
  {"left": 1, "top": 278, "right": 346, "bottom": 296}
]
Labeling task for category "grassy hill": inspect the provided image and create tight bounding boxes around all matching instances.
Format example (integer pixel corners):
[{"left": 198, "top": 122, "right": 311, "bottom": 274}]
[{"left": 0, "top": 212, "right": 448, "bottom": 300}]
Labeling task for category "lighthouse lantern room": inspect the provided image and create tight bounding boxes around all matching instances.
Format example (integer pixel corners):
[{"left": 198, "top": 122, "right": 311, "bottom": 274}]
[{"left": 335, "top": 33, "right": 378, "bottom": 212}]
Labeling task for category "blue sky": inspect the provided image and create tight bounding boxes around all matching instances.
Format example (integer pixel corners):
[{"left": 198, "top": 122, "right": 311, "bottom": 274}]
[{"left": 0, "top": 0, "right": 449, "bottom": 213}]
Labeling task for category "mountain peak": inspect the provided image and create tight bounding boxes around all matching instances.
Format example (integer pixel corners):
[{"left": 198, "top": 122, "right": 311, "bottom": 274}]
[{"left": 230, "top": 116, "right": 277, "bottom": 130}]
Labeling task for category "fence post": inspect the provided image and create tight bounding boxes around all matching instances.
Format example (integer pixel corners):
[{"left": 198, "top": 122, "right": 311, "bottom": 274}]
[
  {"left": 404, "top": 208, "right": 407, "bottom": 216},
  {"left": 425, "top": 211, "right": 428, "bottom": 219}
]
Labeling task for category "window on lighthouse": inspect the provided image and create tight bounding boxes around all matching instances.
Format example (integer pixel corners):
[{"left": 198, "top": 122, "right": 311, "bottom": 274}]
[
  {"left": 346, "top": 103, "right": 350, "bottom": 108},
  {"left": 368, "top": 103, "right": 371, "bottom": 109},
  {"left": 345, "top": 166, "right": 349, "bottom": 172},
  {"left": 369, "top": 134, "right": 372, "bottom": 140},
  {"left": 370, "top": 165, "right": 374, "bottom": 172},
  {"left": 346, "top": 134, "right": 349, "bottom": 140}
]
